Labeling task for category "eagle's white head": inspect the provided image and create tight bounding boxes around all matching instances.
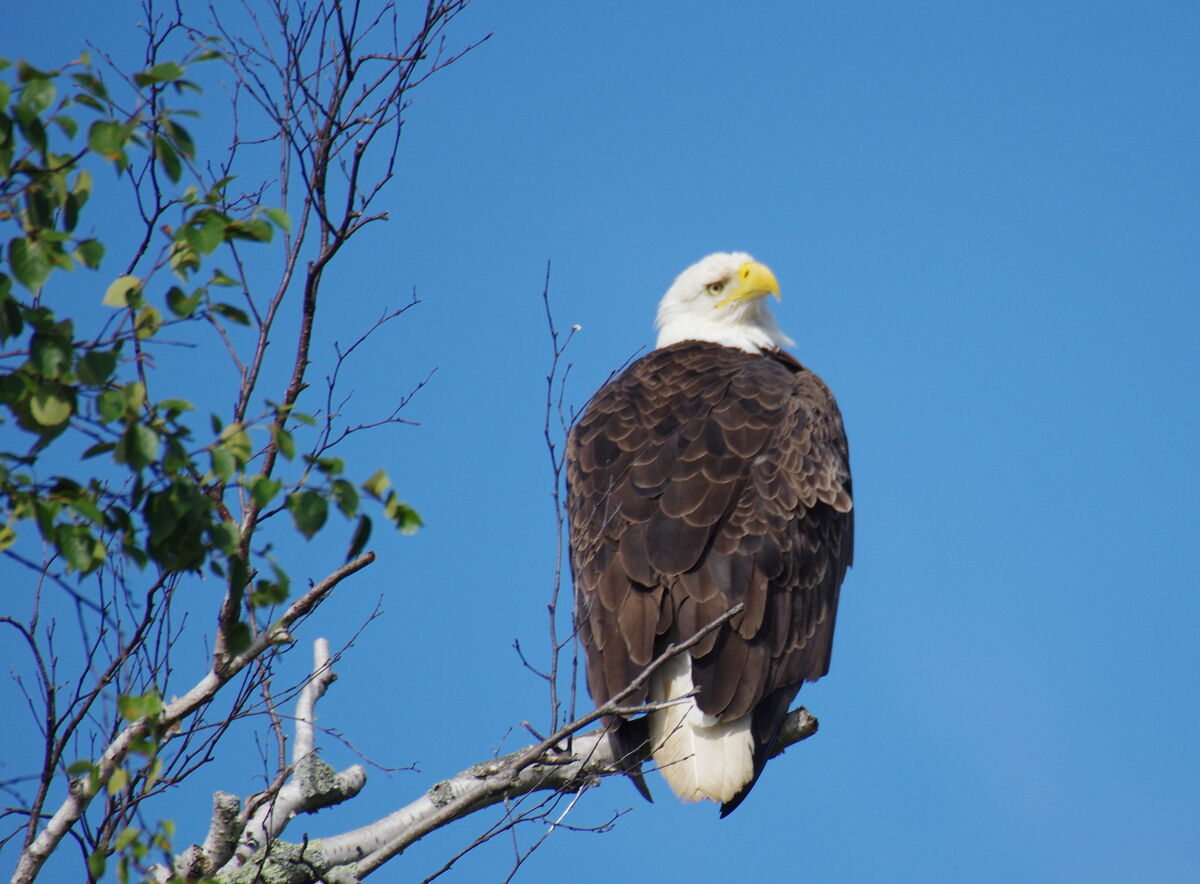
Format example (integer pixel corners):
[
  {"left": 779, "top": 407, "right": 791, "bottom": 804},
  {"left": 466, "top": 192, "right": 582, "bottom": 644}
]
[{"left": 655, "top": 251, "right": 794, "bottom": 354}]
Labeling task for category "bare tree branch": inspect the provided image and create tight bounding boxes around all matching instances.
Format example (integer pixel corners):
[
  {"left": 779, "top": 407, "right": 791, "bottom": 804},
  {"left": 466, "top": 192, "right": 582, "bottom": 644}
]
[
  {"left": 10, "top": 553, "right": 375, "bottom": 884},
  {"left": 325, "top": 603, "right": 747, "bottom": 877},
  {"left": 164, "top": 629, "right": 818, "bottom": 883},
  {"left": 226, "top": 639, "right": 366, "bottom": 873}
]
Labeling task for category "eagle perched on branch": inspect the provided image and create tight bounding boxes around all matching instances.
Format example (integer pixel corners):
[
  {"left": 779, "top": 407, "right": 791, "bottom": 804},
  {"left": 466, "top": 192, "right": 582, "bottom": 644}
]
[{"left": 567, "top": 252, "right": 853, "bottom": 815}]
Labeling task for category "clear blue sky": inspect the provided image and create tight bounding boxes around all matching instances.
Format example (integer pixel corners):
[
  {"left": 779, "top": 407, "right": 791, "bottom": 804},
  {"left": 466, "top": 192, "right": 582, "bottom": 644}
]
[{"left": 2, "top": 2, "right": 1198, "bottom": 882}]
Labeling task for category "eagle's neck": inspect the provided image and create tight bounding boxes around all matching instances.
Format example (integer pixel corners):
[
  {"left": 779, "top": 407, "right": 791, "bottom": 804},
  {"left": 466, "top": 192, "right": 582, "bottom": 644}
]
[{"left": 654, "top": 304, "right": 794, "bottom": 354}]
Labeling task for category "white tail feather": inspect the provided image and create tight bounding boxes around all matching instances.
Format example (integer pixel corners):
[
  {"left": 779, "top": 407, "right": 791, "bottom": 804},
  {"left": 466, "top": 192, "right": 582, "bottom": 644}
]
[{"left": 647, "top": 653, "right": 754, "bottom": 804}]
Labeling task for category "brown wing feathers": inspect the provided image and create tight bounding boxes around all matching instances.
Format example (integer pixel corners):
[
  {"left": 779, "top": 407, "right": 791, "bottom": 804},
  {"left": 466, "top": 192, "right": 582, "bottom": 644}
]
[{"left": 568, "top": 340, "right": 852, "bottom": 809}]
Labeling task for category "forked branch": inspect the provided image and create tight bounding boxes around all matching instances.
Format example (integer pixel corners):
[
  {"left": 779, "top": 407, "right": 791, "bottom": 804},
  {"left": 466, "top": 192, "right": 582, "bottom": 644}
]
[
  {"left": 11, "top": 554, "right": 375, "bottom": 884},
  {"left": 185, "top": 606, "right": 818, "bottom": 883}
]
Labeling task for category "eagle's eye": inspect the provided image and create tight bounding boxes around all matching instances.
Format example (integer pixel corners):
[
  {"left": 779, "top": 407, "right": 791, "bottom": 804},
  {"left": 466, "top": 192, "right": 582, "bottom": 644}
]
[{"left": 706, "top": 281, "right": 726, "bottom": 296}]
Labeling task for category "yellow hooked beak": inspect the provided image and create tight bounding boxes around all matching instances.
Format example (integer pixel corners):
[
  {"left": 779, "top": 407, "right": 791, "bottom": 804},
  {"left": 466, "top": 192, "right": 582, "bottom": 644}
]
[{"left": 714, "top": 261, "right": 782, "bottom": 308}]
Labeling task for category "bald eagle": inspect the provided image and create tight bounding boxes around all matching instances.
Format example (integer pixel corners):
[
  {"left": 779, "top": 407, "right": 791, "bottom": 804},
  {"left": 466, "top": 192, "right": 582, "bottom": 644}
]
[{"left": 567, "top": 252, "right": 853, "bottom": 816}]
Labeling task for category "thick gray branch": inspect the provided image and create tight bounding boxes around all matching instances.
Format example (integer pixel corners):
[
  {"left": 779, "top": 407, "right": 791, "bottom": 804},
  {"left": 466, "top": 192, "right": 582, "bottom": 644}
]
[
  {"left": 229, "top": 708, "right": 817, "bottom": 882},
  {"left": 216, "top": 640, "right": 366, "bottom": 878},
  {"left": 168, "top": 792, "right": 241, "bottom": 882},
  {"left": 167, "top": 609, "right": 820, "bottom": 884}
]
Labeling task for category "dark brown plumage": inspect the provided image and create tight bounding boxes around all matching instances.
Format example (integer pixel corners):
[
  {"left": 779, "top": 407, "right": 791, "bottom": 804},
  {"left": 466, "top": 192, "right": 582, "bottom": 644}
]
[{"left": 568, "top": 339, "right": 853, "bottom": 815}]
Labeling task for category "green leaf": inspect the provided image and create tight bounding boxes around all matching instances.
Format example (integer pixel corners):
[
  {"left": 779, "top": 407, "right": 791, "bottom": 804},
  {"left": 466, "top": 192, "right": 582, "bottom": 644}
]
[
  {"left": 169, "top": 241, "right": 200, "bottom": 278},
  {"left": 17, "top": 60, "right": 49, "bottom": 82},
  {"left": 154, "top": 134, "right": 181, "bottom": 182},
  {"left": 288, "top": 490, "right": 328, "bottom": 538},
  {"left": 31, "top": 332, "right": 71, "bottom": 377},
  {"left": 225, "top": 621, "right": 252, "bottom": 655},
  {"left": 225, "top": 217, "right": 274, "bottom": 243},
  {"left": 117, "top": 691, "right": 164, "bottom": 722},
  {"left": 75, "top": 238, "right": 104, "bottom": 269},
  {"left": 25, "top": 185, "right": 55, "bottom": 230},
  {"left": 64, "top": 172, "right": 93, "bottom": 231},
  {"left": 19, "top": 77, "right": 55, "bottom": 115},
  {"left": 114, "top": 827, "right": 140, "bottom": 852},
  {"left": 362, "top": 468, "right": 389, "bottom": 499},
  {"left": 29, "top": 388, "right": 72, "bottom": 426},
  {"left": 182, "top": 211, "right": 225, "bottom": 255},
  {"left": 228, "top": 555, "right": 249, "bottom": 598},
  {"left": 205, "top": 176, "right": 234, "bottom": 200},
  {"left": 51, "top": 114, "right": 77, "bottom": 139},
  {"left": 71, "top": 71, "right": 109, "bottom": 101},
  {"left": 72, "top": 168, "right": 93, "bottom": 203},
  {"left": 55, "top": 524, "right": 93, "bottom": 571},
  {"left": 346, "top": 514, "right": 372, "bottom": 561},
  {"left": 142, "top": 479, "right": 211, "bottom": 568},
  {"left": 77, "top": 349, "right": 118, "bottom": 385},
  {"left": 87, "top": 851, "right": 106, "bottom": 880},
  {"left": 250, "top": 577, "right": 288, "bottom": 607},
  {"left": 107, "top": 767, "right": 128, "bottom": 795},
  {"left": 33, "top": 499, "right": 59, "bottom": 535},
  {"left": 385, "top": 493, "right": 423, "bottom": 535},
  {"left": 162, "top": 437, "right": 189, "bottom": 472},
  {"left": 219, "top": 427, "right": 252, "bottom": 471},
  {"left": 333, "top": 479, "right": 359, "bottom": 516},
  {"left": 8, "top": 238, "right": 51, "bottom": 291},
  {"left": 143, "top": 761, "right": 163, "bottom": 797},
  {"left": 124, "top": 544, "right": 148, "bottom": 570},
  {"left": 166, "top": 286, "right": 201, "bottom": 317},
  {"left": 269, "top": 562, "right": 291, "bottom": 595},
  {"left": 212, "top": 302, "right": 250, "bottom": 325},
  {"left": 103, "top": 275, "right": 141, "bottom": 307},
  {"left": 82, "top": 441, "right": 115, "bottom": 459},
  {"left": 48, "top": 476, "right": 83, "bottom": 495},
  {"left": 123, "top": 381, "right": 146, "bottom": 412},
  {"left": 62, "top": 196, "right": 81, "bottom": 232},
  {"left": 0, "top": 374, "right": 28, "bottom": 410},
  {"left": 14, "top": 105, "right": 48, "bottom": 153},
  {"left": 66, "top": 759, "right": 94, "bottom": 776},
  {"left": 135, "top": 61, "right": 185, "bottom": 85},
  {"left": 158, "top": 398, "right": 194, "bottom": 418},
  {"left": 264, "top": 207, "right": 291, "bottom": 233},
  {"left": 97, "top": 389, "right": 126, "bottom": 422},
  {"left": 314, "top": 456, "right": 344, "bottom": 475},
  {"left": 72, "top": 93, "right": 103, "bottom": 112},
  {"left": 115, "top": 423, "right": 159, "bottom": 471},
  {"left": 0, "top": 288, "right": 23, "bottom": 341},
  {"left": 116, "top": 695, "right": 141, "bottom": 720},
  {"left": 209, "top": 447, "right": 234, "bottom": 481},
  {"left": 164, "top": 119, "right": 195, "bottom": 158},
  {"left": 69, "top": 496, "right": 104, "bottom": 526},
  {"left": 87, "top": 119, "right": 126, "bottom": 160},
  {"left": 145, "top": 694, "right": 165, "bottom": 720},
  {"left": 135, "top": 305, "right": 161, "bottom": 339},
  {"left": 208, "top": 520, "right": 240, "bottom": 554},
  {"left": 273, "top": 427, "right": 295, "bottom": 460},
  {"left": 250, "top": 475, "right": 282, "bottom": 507}
]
